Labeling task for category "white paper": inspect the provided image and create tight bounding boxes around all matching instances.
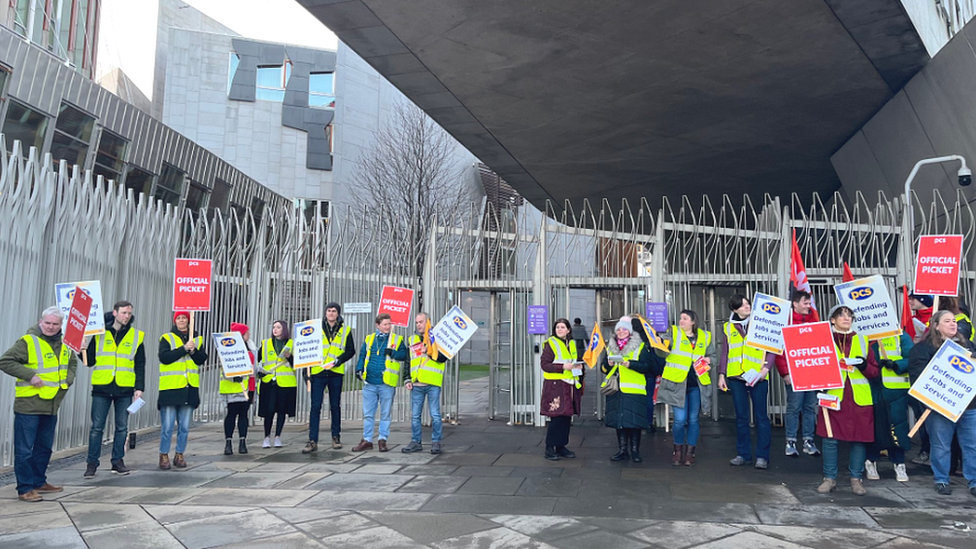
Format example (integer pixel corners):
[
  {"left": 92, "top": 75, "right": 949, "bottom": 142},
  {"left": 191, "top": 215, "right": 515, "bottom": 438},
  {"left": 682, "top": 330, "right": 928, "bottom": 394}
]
[
  {"left": 127, "top": 397, "right": 145, "bottom": 414},
  {"left": 607, "top": 355, "right": 624, "bottom": 363},
  {"left": 571, "top": 368, "right": 583, "bottom": 376},
  {"left": 913, "top": 318, "right": 927, "bottom": 335},
  {"left": 742, "top": 369, "right": 760, "bottom": 385}
]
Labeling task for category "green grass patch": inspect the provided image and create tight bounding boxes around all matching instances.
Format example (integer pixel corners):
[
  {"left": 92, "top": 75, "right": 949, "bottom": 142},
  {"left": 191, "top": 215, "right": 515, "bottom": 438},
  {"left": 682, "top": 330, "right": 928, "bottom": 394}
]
[{"left": 458, "top": 364, "right": 490, "bottom": 382}]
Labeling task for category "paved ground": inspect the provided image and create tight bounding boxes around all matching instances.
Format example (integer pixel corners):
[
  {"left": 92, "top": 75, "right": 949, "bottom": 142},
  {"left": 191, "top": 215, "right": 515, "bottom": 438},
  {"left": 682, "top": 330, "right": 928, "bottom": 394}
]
[{"left": 2, "top": 378, "right": 975, "bottom": 548}]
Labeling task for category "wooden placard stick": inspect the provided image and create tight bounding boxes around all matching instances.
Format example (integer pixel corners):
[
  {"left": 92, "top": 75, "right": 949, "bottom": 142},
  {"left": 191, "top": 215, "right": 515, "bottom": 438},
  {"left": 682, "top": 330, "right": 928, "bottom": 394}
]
[
  {"left": 822, "top": 407, "right": 833, "bottom": 439},
  {"left": 909, "top": 409, "right": 931, "bottom": 438}
]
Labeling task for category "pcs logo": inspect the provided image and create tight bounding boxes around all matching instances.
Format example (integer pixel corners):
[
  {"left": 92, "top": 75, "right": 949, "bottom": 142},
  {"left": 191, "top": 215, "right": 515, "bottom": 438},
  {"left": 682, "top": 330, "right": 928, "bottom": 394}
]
[
  {"left": 66, "top": 288, "right": 91, "bottom": 300},
  {"left": 762, "top": 303, "right": 781, "bottom": 314},
  {"left": 300, "top": 326, "right": 314, "bottom": 337},
  {"left": 220, "top": 338, "right": 236, "bottom": 347},
  {"left": 453, "top": 316, "right": 467, "bottom": 330},
  {"left": 949, "top": 355, "right": 975, "bottom": 374},
  {"left": 849, "top": 288, "right": 873, "bottom": 301}
]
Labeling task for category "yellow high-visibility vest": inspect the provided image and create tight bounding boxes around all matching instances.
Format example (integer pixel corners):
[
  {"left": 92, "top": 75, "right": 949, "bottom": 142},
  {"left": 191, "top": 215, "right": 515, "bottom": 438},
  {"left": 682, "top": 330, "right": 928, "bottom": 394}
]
[
  {"left": 408, "top": 335, "right": 445, "bottom": 387},
  {"left": 542, "top": 337, "right": 579, "bottom": 389},
  {"left": 92, "top": 328, "right": 144, "bottom": 387},
  {"left": 159, "top": 333, "right": 203, "bottom": 391},
  {"left": 828, "top": 334, "right": 873, "bottom": 406},
  {"left": 259, "top": 338, "right": 296, "bottom": 388},
  {"left": 879, "top": 336, "right": 909, "bottom": 390},
  {"left": 723, "top": 322, "right": 767, "bottom": 379},
  {"left": 662, "top": 326, "right": 712, "bottom": 386},
  {"left": 314, "top": 325, "right": 351, "bottom": 375},
  {"left": 602, "top": 342, "right": 648, "bottom": 395},
  {"left": 16, "top": 335, "right": 71, "bottom": 399},
  {"left": 364, "top": 332, "right": 403, "bottom": 387}
]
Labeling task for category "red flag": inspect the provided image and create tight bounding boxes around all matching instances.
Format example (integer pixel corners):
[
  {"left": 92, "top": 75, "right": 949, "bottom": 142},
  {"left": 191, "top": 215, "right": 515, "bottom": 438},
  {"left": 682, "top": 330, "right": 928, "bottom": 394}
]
[
  {"left": 789, "top": 230, "right": 820, "bottom": 321},
  {"left": 901, "top": 286, "right": 916, "bottom": 339},
  {"left": 842, "top": 262, "right": 855, "bottom": 283}
]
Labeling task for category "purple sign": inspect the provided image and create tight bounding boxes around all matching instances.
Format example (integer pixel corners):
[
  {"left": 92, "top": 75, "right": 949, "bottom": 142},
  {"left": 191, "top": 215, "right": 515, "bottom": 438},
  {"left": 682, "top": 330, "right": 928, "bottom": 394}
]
[
  {"left": 528, "top": 305, "right": 549, "bottom": 334},
  {"left": 645, "top": 302, "right": 669, "bottom": 332}
]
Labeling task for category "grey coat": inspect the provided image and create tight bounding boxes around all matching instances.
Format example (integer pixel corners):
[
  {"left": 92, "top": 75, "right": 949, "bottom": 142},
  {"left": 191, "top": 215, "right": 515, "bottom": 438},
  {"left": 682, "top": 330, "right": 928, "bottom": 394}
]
[{"left": 655, "top": 329, "right": 717, "bottom": 411}]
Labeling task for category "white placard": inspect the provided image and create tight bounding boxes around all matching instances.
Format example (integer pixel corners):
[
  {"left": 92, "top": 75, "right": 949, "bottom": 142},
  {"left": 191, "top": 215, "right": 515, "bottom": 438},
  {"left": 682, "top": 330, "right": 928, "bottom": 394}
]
[
  {"left": 430, "top": 306, "right": 478, "bottom": 360},
  {"left": 211, "top": 331, "right": 253, "bottom": 377},
  {"left": 55, "top": 280, "right": 105, "bottom": 336},
  {"left": 343, "top": 302, "right": 372, "bottom": 314},
  {"left": 908, "top": 339, "right": 976, "bottom": 422},
  {"left": 745, "top": 292, "right": 791, "bottom": 355},
  {"left": 127, "top": 397, "right": 145, "bottom": 414},
  {"left": 293, "top": 319, "right": 323, "bottom": 370},
  {"left": 834, "top": 275, "right": 901, "bottom": 341}
]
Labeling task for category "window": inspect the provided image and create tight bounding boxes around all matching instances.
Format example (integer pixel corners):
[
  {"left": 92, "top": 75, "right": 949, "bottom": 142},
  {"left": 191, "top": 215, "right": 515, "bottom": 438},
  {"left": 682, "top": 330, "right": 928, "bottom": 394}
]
[
  {"left": 227, "top": 52, "right": 240, "bottom": 93},
  {"left": 92, "top": 130, "right": 129, "bottom": 185},
  {"left": 209, "top": 179, "right": 232, "bottom": 220},
  {"left": 309, "top": 72, "right": 335, "bottom": 109},
  {"left": 1, "top": 99, "right": 49, "bottom": 154},
  {"left": 250, "top": 196, "right": 265, "bottom": 227},
  {"left": 154, "top": 164, "right": 186, "bottom": 207},
  {"left": 255, "top": 62, "right": 291, "bottom": 102},
  {"left": 303, "top": 199, "right": 330, "bottom": 224},
  {"left": 184, "top": 181, "right": 210, "bottom": 214},
  {"left": 50, "top": 102, "right": 95, "bottom": 170},
  {"left": 123, "top": 166, "right": 154, "bottom": 199}
]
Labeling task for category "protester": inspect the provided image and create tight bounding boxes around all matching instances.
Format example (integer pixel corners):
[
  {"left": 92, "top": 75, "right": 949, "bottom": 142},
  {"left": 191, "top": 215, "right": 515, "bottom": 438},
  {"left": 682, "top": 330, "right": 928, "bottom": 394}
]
[
  {"left": 908, "top": 293, "right": 934, "bottom": 465},
  {"left": 775, "top": 290, "right": 821, "bottom": 457},
  {"left": 221, "top": 323, "right": 255, "bottom": 455},
  {"left": 718, "top": 294, "right": 775, "bottom": 469},
  {"left": 0, "top": 307, "right": 78, "bottom": 502},
  {"left": 865, "top": 332, "right": 914, "bottom": 482},
  {"left": 602, "top": 316, "right": 659, "bottom": 463},
  {"left": 83, "top": 300, "right": 145, "bottom": 478},
  {"left": 353, "top": 313, "right": 408, "bottom": 452},
  {"left": 158, "top": 311, "right": 208, "bottom": 470},
  {"left": 304, "top": 303, "right": 355, "bottom": 453},
  {"left": 815, "top": 305, "right": 878, "bottom": 495},
  {"left": 258, "top": 320, "right": 295, "bottom": 449},
  {"left": 937, "top": 296, "right": 974, "bottom": 341},
  {"left": 402, "top": 313, "right": 450, "bottom": 455},
  {"left": 659, "top": 309, "right": 715, "bottom": 466},
  {"left": 908, "top": 310, "right": 976, "bottom": 497},
  {"left": 541, "top": 318, "right": 583, "bottom": 460}
]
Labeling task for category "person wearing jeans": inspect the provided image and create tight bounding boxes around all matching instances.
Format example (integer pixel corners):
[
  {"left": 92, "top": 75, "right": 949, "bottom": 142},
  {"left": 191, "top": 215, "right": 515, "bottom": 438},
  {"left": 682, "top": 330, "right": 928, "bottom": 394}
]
[
  {"left": 304, "top": 303, "right": 355, "bottom": 453},
  {"left": 159, "top": 405, "right": 194, "bottom": 455},
  {"left": 775, "top": 290, "right": 821, "bottom": 457},
  {"left": 402, "top": 313, "right": 449, "bottom": 455},
  {"left": 353, "top": 313, "right": 408, "bottom": 452},
  {"left": 157, "top": 311, "right": 208, "bottom": 470}
]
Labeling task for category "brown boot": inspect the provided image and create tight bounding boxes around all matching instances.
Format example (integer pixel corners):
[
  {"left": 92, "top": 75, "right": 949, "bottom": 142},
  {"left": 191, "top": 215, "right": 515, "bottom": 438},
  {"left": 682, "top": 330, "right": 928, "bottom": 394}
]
[
  {"left": 35, "top": 483, "right": 63, "bottom": 494},
  {"left": 159, "top": 453, "right": 171, "bottom": 470},
  {"left": 672, "top": 444, "right": 683, "bottom": 466},
  {"left": 352, "top": 439, "right": 373, "bottom": 452},
  {"left": 378, "top": 439, "right": 389, "bottom": 452},
  {"left": 684, "top": 445, "right": 696, "bottom": 466},
  {"left": 173, "top": 453, "right": 187, "bottom": 468}
]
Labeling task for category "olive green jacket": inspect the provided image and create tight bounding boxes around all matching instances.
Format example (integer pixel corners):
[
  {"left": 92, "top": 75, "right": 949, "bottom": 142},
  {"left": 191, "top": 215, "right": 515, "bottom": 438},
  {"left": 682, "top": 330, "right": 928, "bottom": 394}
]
[{"left": 0, "top": 325, "right": 79, "bottom": 415}]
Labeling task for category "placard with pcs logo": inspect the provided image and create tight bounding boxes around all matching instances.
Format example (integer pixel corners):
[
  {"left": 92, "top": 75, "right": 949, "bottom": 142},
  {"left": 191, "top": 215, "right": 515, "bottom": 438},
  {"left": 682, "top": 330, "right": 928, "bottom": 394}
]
[
  {"left": 292, "top": 319, "right": 323, "bottom": 370},
  {"left": 909, "top": 339, "right": 976, "bottom": 422},
  {"left": 833, "top": 275, "right": 900, "bottom": 341},
  {"left": 430, "top": 305, "right": 478, "bottom": 360},
  {"left": 744, "top": 292, "right": 791, "bottom": 355},
  {"left": 211, "top": 331, "right": 253, "bottom": 377}
]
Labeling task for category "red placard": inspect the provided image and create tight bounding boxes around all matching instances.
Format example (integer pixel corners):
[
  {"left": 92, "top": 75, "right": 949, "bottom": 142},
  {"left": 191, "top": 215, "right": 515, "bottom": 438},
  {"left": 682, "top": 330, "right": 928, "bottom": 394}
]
[
  {"left": 378, "top": 285, "right": 414, "bottom": 327},
  {"left": 64, "top": 286, "right": 92, "bottom": 353},
  {"left": 172, "top": 258, "right": 213, "bottom": 311},
  {"left": 914, "top": 235, "right": 963, "bottom": 296},
  {"left": 782, "top": 321, "right": 844, "bottom": 392}
]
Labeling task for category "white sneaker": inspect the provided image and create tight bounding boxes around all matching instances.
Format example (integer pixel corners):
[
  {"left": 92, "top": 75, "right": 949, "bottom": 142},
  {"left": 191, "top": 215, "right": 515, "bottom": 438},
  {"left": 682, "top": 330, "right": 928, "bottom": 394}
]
[
  {"left": 865, "top": 460, "right": 880, "bottom": 480},
  {"left": 262, "top": 437, "right": 271, "bottom": 448},
  {"left": 895, "top": 463, "right": 909, "bottom": 482},
  {"left": 274, "top": 436, "right": 283, "bottom": 448}
]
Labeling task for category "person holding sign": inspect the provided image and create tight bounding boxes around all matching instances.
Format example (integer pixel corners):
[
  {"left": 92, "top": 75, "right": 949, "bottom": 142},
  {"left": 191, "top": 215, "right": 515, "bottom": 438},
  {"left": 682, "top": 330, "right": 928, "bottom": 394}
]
[
  {"left": 83, "top": 301, "right": 146, "bottom": 478},
  {"left": 303, "top": 303, "right": 356, "bottom": 453},
  {"left": 157, "top": 311, "right": 208, "bottom": 470},
  {"left": 352, "top": 313, "right": 408, "bottom": 452},
  {"left": 540, "top": 318, "right": 583, "bottom": 461},
  {"left": 815, "top": 305, "right": 879, "bottom": 496},
  {"left": 402, "top": 313, "right": 450, "bottom": 455},
  {"left": 774, "top": 291, "right": 822, "bottom": 458},
  {"left": 220, "top": 323, "right": 255, "bottom": 456},
  {"left": 937, "top": 296, "right": 974, "bottom": 341},
  {"left": 258, "top": 320, "right": 295, "bottom": 449},
  {"left": 718, "top": 294, "right": 776, "bottom": 470},
  {"left": 658, "top": 310, "right": 715, "bottom": 467},
  {"left": 908, "top": 311, "right": 976, "bottom": 497},
  {"left": 864, "top": 332, "right": 914, "bottom": 483},
  {"left": 602, "top": 317, "right": 661, "bottom": 463},
  {"left": 0, "top": 307, "right": 78, "bottom": 502}
]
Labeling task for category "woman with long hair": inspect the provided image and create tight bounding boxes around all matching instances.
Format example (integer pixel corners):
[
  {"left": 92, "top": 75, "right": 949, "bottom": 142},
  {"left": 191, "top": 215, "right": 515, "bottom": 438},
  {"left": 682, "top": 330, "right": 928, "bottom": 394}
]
[
  {"left": 540, "top": 318, "right": 583, "bottom": 460},
  {"left": 257, "top": 320, "right": 296, "bottom": 448}
]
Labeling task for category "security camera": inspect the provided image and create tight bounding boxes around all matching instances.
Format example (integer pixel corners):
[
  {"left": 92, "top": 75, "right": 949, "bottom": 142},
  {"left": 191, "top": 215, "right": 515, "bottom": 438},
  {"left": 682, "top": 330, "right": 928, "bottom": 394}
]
[{"left": 959, "top": 166, "right": 972, "bottom": 187}]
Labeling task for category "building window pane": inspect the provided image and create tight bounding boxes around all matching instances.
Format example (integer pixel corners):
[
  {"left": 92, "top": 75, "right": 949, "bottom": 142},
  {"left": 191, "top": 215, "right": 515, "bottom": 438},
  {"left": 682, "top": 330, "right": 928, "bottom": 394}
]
[
  {"left": 123, "top": 166, "right": 154, "bottom": 198},
  {"left": 227, "top": 52, "right": 240, "bottom": 93},
  {"left": 309, "top": 72, "right": 335, "bottom": 109},
  {"left": 155, "top": 164, "right": 186, "bottom": 207},
  {"left": 208, "top": 179, "right": 232, "bottom": 220},
  {"left": 92, "top": 130, "right": 128, "bottom": 184},
  {"left": 1, "top": 99, "right": 49, "bottom": 153},
  {"left": 255, "top": 62, "right": 290, "bottom": 103},
  {"left": 185, "top": 181, "right": 210, "bottom": 213},
  {"left": 51, "top": 102, "right": 95, "bottom": 170}
]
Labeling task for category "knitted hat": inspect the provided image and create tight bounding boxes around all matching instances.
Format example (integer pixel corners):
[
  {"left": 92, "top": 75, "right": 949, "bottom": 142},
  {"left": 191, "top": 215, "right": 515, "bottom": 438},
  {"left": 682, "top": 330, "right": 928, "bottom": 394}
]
[
  {"left": 614, "top": 316, "right": 632, "bottom": 333},
  {"left": 910, "top": 293, "right": 934, "bottom": 308},
  {"left": 828, "top": 304, "right": 855, "bottom": 321},
  {"left": 230, "top": 322, "right": 249, "bottom": 335},
  {"left": 326, "top": 302, "right": 341, "bottom": 314},
  {"left": 173, "top": 311, "right": 190, "bottom": 323}
]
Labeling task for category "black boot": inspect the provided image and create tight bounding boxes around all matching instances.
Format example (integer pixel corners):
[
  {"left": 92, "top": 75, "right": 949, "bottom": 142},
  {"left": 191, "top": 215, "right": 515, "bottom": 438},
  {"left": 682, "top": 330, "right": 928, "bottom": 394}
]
[
  {"left": 556, "top": 446, "right": 576, "bottom": 458},
  {"left": 630, "top": 429, "right": 643, "bottom": 463},
  {"left": 610, "top": 429, "right": 630, "bottom": 461},
  {"left": 239, "top": 439, "right": 248, "bottom": 454},
  {"left": 224, "top": 439, "right": 233, "bottom": 455},
  {"left": 544, "top": 445, "right": 560, "bottom": 461}
]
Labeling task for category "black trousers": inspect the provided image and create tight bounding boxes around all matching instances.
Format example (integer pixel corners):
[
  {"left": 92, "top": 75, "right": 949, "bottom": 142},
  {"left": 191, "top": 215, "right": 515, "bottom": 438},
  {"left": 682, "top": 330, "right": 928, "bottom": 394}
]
[
  {"left": 225, "top": 401, "right": 250, "bottom": 439},
  {"left": 264, "top": 410, "right": 287, "bottom": 437},
  {"left": 546, "top": 416, "right": 572, "bottom": 448}
]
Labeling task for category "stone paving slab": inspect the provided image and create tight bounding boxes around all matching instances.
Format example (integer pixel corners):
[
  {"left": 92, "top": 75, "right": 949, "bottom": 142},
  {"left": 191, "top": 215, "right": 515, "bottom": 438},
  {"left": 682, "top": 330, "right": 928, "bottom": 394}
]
[
  {"left": 0, "top": 525, "right": 88, "bottom": 548},
  {"left": 364, "top": 511, "right": 498, "bottom": 544},
  {"left": 303, "top": 489, "right": 432, "bottom": 511},
  {"left": 487, "top": 514, "right": 599, "bottom": 541},
  {"left": 182, "top": 487, "right": 317, "bottom": 507},
  {"left": 429, "top": 527, "right": 558, "bottom": 549},
  {"left": 80, "top": 520, "right": 186, "bottom": 549},
  {"left": 165, "top": 508, "right": 298, "bottom": 549},
  {"left": 746, "top": 525, "right": 899, "bottom": 549},
  {"left": 63, "top": 501, "right": 157, "bottom": 532},
  {"left": 320, "top": 525, "right": 428, "bottom": 549}
]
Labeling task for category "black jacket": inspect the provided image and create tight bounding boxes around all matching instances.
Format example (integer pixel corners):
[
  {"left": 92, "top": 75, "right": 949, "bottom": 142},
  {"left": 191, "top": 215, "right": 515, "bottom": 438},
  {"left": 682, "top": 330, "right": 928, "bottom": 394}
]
[
  {"left": 601, "top": 345, "right": 660, "bottom": 430},
  {"left": 312, "top": 318, "right": 356, "bottom": 378},
  {"left": 157, "top": 325, "right": 208, "bottom": 409},
  {"left": 84, "top": 312, "right": 146, "bottom": 396}
]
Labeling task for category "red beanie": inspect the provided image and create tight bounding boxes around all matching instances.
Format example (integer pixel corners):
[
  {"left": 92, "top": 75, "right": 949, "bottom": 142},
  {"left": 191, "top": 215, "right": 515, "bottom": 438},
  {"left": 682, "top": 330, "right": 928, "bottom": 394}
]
[
  {"left": 230, "top": 322, "right": 249, "bottom": 335},
  {"left": 173, "top": 311, "right": 190, "bottom": 323}
]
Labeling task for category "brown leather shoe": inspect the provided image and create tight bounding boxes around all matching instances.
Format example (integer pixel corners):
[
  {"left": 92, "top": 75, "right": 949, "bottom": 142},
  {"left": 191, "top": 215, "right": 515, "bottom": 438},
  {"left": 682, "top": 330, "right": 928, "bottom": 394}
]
[
  {"left": 35, "top": 483, "right": 63, "bottom": 494},
  {"left": 173, "top": 453, "right": 187, "bottom": 468},
  {"left": 18, "top": 490, "right": 43, "bottom": 502},
  {"left": 352, "top": 439, "right": 373, "bottom": 452},
  {"left": 159, "top": 453, "right": 171, "bottom": 470},
  {"left": 378, "top": 439, "right": 389, "bottom": 452}
]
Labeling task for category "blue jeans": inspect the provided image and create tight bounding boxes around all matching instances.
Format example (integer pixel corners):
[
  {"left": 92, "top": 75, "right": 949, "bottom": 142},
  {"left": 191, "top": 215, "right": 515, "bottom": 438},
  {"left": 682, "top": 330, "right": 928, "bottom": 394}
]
[
  {"left": 309, "top": 374, "right": 343, "bottom": 442},
  {"left": 728, "top": 378, "right": 771, "bottom": 461},
  {"left": 410, "top": 385, "right": 442, "bottom": 443},
  {"left": 672, "top": 386, "right": 701, "bottom": 445},
  {"left": 785, "top": 385, "right": 817, "bottom": 442},
  {"left": 646, "top": 377, "right": 656, "bottom": 428},
  {"left": 822, "top": 438, "right": 866, "bottom": 480},
  {"left": 159, "top": 405, "right": 193, "bottom": 454},
  {"left": 87, "top": 394, "right": 130, "bottom": 466},
  {"left": 14, "top": 413, "right": 57, "bottom": 495},
  {"left": 362, "top": 383, "right": 395, "bottom": 442},
  {"left": 927, "top": 409, "right": 976, "bottom": 487}
]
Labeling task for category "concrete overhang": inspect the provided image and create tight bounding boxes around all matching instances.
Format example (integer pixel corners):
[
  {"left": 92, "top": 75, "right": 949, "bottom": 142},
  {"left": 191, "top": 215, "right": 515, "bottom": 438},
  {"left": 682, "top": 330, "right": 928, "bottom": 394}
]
[{"left": 299, "top": 0, "right": 930, "bottom": 210}]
